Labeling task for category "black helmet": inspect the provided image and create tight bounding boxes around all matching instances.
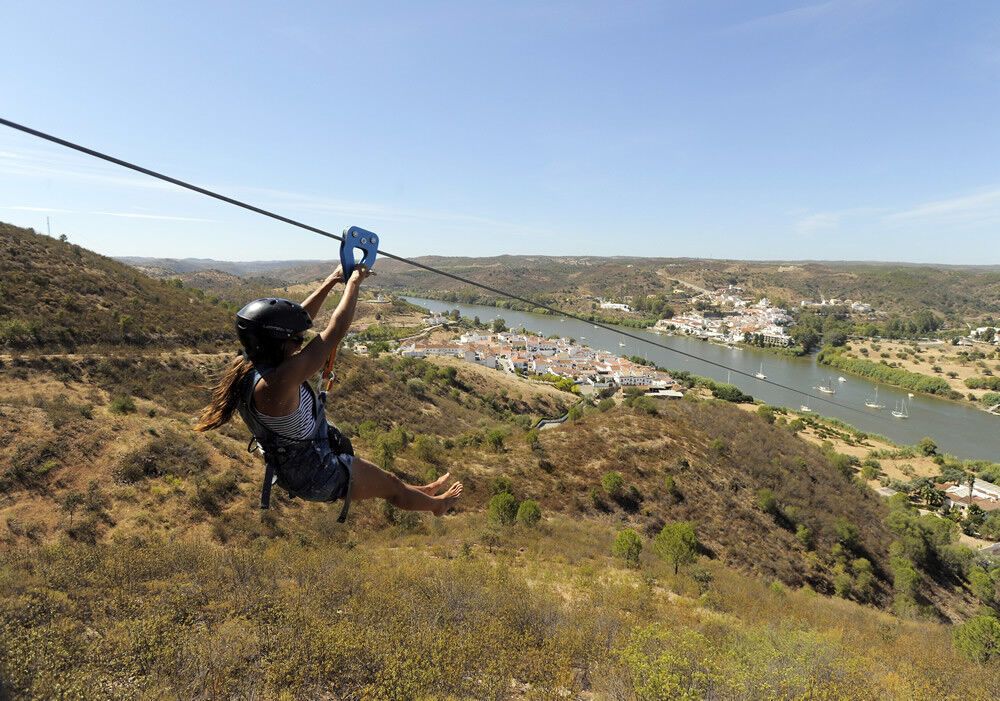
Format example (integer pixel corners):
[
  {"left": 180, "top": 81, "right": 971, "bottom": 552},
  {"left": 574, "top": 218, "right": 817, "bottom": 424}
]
[{"left": 236, "top": 298, "right": 312, "bottom": 366}]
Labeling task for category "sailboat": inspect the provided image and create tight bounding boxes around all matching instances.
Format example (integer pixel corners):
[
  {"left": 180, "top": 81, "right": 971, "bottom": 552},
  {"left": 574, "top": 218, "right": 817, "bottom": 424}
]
[
  {"left": 891, "top": 399, "right": 909, "bottom": 419},
  {"left": 817, "top": 377, "right": 836, "bottom": 394},
  {"left": 754, "top": 362, "right": 767, "bottom": 380},
  {"left": 864, "top": 386, "right": 885, "bottom": 410}
]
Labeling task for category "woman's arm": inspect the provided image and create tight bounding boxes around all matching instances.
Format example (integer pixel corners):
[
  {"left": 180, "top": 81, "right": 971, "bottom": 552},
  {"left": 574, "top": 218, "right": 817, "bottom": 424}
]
[
  {"left": 254, "top": 267, "right": 369, "bottom": 414},
  {"left": 300, "top": 265, "right": 344, "bottom": 320}
]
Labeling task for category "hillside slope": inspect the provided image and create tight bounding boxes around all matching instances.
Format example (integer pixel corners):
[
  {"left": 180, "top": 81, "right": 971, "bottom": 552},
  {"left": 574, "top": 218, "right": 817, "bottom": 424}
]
[
  {"left": 0, "top": 346, "right": 979, "bottom": 621},
  {"left": 0, "top": 222, "right": 231, "bottom": 349}
]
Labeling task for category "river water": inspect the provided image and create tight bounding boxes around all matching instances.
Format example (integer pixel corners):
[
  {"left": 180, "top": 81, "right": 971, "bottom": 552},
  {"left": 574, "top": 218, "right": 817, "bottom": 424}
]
[{"left": 406, "top": 297, "right": 1000, "bottom": 462}]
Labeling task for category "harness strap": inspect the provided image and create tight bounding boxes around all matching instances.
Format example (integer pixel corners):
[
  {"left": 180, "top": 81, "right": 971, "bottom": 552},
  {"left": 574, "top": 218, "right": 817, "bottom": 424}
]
[
  {"left": 336, "top": 462, "right": 353, "bottom": 523},
  {"left": 260, "top": 460, "right": 276, "bottom": 510}
]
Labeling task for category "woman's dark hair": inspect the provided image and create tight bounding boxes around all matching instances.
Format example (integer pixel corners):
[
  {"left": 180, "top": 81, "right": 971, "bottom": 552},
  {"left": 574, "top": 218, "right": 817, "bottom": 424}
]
[{"left": 195, "top": 355, "right": 255, "bottom": 432}]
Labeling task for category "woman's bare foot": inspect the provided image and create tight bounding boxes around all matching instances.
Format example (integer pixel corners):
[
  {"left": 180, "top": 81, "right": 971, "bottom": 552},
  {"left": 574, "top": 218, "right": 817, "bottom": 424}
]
[
  {"left": 431, "top": 481, "right": 463, "bottom": 516},
  {"left": 416, "top": 472, "right": 451, "bottom": 496}
]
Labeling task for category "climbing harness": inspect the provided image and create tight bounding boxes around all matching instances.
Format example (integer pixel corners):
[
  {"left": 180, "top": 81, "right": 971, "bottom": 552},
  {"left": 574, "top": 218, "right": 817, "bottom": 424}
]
[
  {"left": 0, "top": 115, "right": 898, "bottom": 422},
  {"left": 241, "top": 366, "right": 354, "bottom": 520}
]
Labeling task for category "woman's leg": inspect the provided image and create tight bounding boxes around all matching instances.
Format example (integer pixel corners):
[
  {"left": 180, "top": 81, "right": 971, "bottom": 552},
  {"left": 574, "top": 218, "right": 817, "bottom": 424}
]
[{"left": 349, "top": 458, "right": 462, "bottom": 516}]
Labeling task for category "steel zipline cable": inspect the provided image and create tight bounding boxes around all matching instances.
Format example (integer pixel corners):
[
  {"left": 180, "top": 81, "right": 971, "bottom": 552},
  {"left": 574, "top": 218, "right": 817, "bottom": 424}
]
[{"left": 0, "top": 116, "right": 892, "bottom": 421}]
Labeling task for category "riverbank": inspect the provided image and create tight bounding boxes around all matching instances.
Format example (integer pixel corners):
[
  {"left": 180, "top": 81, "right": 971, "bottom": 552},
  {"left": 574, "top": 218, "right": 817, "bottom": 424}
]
[{"left": 819, "top": 339, "right": 1000, "bottom": 413}]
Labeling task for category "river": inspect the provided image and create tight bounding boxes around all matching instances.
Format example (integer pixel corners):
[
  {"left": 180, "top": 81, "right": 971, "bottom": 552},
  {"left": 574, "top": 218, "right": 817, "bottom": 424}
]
[{"left": 405, "top": 297, "right": 1000, "bottom": 462}]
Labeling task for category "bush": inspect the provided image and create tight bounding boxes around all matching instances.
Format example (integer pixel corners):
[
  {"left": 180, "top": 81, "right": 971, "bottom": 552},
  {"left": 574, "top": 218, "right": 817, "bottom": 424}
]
[
  {"left": 795, "top": 524, "right": 813, "bottom": 549},
  {"left": 412, "top": 435, "right": 442, "bottom": 464},
  {"left": 612, "top": 528, "right": 642, "bottom": 567},
  {"left": 597, "top": 397, "right": 615, "bottom": 412},
  {"left": 487, "top": 492, "right": 518, "bottom": 526},
  {"left": 491, "top": 476, "right": 514, "bottom": 497},
  {"left": 602, "top": 471, "right": 625, "bottom": 499},
  {"left": 113, "top": 430, "right": 211, "bottom": 483},
  {"left": 653, "top": 521, "right": 698, "bottom": 574},
  {"left": 516, "top": 500, "right": 541, "bottom": 527},
  {"left": 952, "top": 615, "right": 1000, "bottom": 663},
  {"left": 756, "top": 488, "right": 779, "bottom": 517},
  {"left": 965, "top": 376, "right": 1000, "bottom": 391},
  {"left": 405, "top": 378, "right": 426, "bottom": 397},
  {"left": 109, "top": 394, "right": 137, "bottom": 414},
  {"left": 711, "top": 383, "right": 753, "bottom": 403},
  {"left": 486, "top": 429, "right": 506, "bottom": 453},
  {"left": 834, "top": 517, "right": 860, "bottom": 550}
]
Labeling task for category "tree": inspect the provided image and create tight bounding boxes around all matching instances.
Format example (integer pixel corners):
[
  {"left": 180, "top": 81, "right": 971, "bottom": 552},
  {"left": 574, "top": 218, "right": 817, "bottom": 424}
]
[
  {"left": 952, "top": 615, "right": 1000, "bottom": 663},
  {"left": 756, "top": 488, "right": 780, "bottom": 517},
  {"left": 488, "top": 493, "right": 518, "bottom": 526},
  {"left": 516, "top": 500, "right": 542, "bottom": 527},
  {"left": 834, "top": 517, "right": 860, "bottom": 550},
  {"left": 612, "top": 528, "right": 642, "bottom": 567},
  {"left": 917, "top": 437, "right": 938, "bottom": 457},
  {"left": 602, "top": 471, "right": 625, "bottom": 499},
  {"left": 486, "top": 429, "right": 506, "bottom": 453},
  {"left": 491, "top": 317, "right": 508, "bottom": 333},
  {"left": 653, "top": 521, "right": 699, "bottom": 575}
]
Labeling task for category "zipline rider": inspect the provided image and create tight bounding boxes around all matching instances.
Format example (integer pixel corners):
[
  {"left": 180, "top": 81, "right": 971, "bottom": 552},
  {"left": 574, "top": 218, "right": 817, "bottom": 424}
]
[{"left": 195, "top": 263, "right": 463, "bottom": 520}]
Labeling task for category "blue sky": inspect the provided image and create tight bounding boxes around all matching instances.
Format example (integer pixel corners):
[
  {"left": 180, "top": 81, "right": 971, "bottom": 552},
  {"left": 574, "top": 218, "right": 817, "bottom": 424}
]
[{"left": 1, "top": 1, "right": 999, "bottom": 263}]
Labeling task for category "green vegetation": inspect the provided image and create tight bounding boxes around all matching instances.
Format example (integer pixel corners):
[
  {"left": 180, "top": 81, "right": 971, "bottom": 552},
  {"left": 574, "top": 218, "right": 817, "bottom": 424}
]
[
  {"left": 818, "top": 348, "right": 958, "bottom": 398},
  {"left": 612, "top": 528, "right": 643, "bottom": 567},
  {"left": 653, "top": 522, "right": 699, "bottom": 575},
  {"left": 516, "top": 499, "right": 542, "bottom": 527},
  {"left": 488, "top": 492, "right": 518, "bottom": 526},
  {"left": 0, "top": 222, "right": 231, "bottom": 349},
  {"left": 965, "top": 376, "right": 1000, "bottom": 391}
]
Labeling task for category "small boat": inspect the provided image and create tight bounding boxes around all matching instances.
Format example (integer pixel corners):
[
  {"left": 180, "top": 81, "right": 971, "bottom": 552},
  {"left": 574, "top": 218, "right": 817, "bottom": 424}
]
[
  {"left": 907, "top": 392, "right": 914, "bottom": 398},
  {"left": 864, "top": 386, "right": 884, "bottom": 410},
  {"left": 817, "top": 378, "right": 836, "bottom": 394},
  {"left": 800, "top": 405, "right": 812, "bottom": 413},
  {"left": 619, "top": 342, "right": 626, "bottom": 347},
  {"left": 838, "top": 376, "right": 847, "bottom": 383},
  {"left": 891, "top": 399, "right": 909, "bottom": 419},
  {"left": 754, "top": 362, "right": 767, "bottom": 380}
]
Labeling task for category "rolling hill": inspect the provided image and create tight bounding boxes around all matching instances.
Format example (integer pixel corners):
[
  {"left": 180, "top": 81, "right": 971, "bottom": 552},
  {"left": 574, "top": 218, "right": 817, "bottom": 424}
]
[
  {"left": 0, "top": 222, "right": 232, "bottom": 350},
  {"left": 1, "top": 225, "right": 998, "bottom": 698}
]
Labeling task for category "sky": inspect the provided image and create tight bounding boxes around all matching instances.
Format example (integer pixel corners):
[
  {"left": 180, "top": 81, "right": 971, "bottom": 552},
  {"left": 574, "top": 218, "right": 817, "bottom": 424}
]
[{"left": 1, "top": 1, "right": 999, "bottom": 264}]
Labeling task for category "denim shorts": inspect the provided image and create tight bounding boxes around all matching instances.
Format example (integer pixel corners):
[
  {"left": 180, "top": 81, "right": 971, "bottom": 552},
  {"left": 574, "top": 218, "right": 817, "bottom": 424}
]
[{"left": 299, "top": 453, "right": 352, "bottom": 503}]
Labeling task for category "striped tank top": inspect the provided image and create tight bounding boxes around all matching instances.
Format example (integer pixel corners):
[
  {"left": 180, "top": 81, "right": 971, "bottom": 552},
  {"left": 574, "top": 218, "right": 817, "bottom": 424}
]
[{"left": 253, "top": 384, "right": 317, "bottom": 440}]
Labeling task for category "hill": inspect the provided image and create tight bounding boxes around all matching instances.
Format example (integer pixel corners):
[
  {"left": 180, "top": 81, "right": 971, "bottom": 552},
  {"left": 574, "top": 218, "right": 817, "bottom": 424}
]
[
  {"left": 2, "top": 230, "right": 999, "bottom": 697},
  {"left": 0, "top": 222, "right": 233, "bottom": 350},
  {"left": 1, "top": 347, "right": 998, "bottom": 698},
  {"left": 117, "top": 252, "right": 1000, "bottom": 326}
]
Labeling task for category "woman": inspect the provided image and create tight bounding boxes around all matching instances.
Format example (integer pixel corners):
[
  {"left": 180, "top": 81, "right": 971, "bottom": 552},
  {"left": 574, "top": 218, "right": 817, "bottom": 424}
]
[{"left": 196, "top": 264, "right": 462, "bottom": 520}]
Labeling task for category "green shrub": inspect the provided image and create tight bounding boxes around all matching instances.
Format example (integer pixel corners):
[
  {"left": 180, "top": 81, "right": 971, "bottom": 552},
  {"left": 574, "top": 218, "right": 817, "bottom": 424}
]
[
  {"left": 486, "top": 428, "right": 506, "bottom": 452},
  {"left": 487, "top": 492, "right": 518, "bottom": 526},
  {"left": 406, "top": 377, "right": 426, "bottom": 397},
  {"left": 113, "top": 430, "right": 211, "bottom": 483},
  {"left": 612, "top": 528, "right": 642, "bottom": 567},
  {"left": 491, "top": 476, "right": 514, "bottom": 497},
  {"left": 965, "top": 376, "right": 1000, "bottom": 391},
  {"left": 109, "top": 394, "right": 137, "bottom": 414},
  {"left": 412, "top": 435, "right": 442, "bottom": 464},
  {"left": 952, "top": 615, "right": 1000, "bottom": 663},
  {"left": 653, "top": 521, "right": 698, "bottom": 574},
  {"left": 711, "top": 383, "right": 753, "bottom": 403},
  {"left": 756, "top": 489, "right": 779, "bottom": 517},
  {"left": 516, "top": 500, "right": 541, "bottom": 527},
  {"left": 602, "top": 471, "right": 625, "bottom": 499}
]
